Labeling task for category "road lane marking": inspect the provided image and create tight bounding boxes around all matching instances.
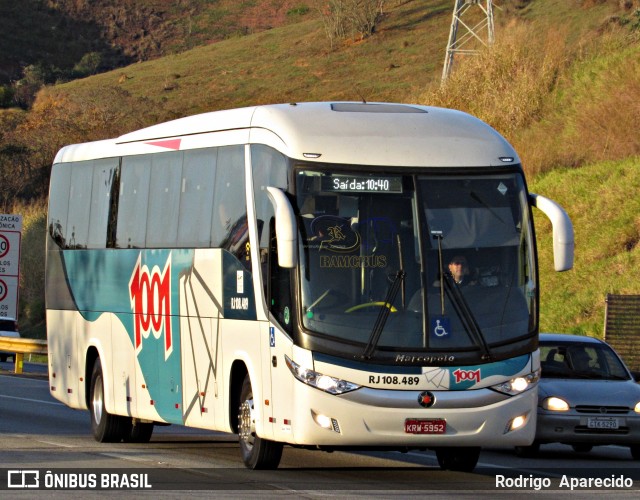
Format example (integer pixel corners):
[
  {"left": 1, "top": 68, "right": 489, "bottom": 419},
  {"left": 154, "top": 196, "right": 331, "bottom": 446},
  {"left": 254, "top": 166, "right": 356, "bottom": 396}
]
[
  {"left": 35, "top": 439, "right": 77, "bottom": 448},
  {"left": 0, "top": 394, "right": 64, "bottom": 406},
  {"left": 0, "top": 374, "right": 49, "bottom": 385}
]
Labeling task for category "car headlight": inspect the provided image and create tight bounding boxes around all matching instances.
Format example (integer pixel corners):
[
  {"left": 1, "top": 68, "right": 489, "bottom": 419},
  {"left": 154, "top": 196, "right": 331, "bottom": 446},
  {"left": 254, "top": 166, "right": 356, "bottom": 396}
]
[
  {"left": 284, "top": 355, "right": 360, "bottom": 395},
  {"left": 490, "top": 369, "right": 540, "bottom": 396},
  {"left": 635, "top": 402, "right": 640, "bottom": 414},
  {"left": 542, "top": 396, "right": 570, "bottom": 411}
]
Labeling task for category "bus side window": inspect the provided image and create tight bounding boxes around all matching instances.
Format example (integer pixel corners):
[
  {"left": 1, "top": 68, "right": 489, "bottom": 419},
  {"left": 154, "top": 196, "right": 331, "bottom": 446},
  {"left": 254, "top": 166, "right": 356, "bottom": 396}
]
[
  {"left": 250, "top": 144, "right": 289, "bottom": 302},
  {"left": 178, "top": 148, "right": 217, "bottom": 247},
  {"left": 89, "top": 158, "right": 119, "bottom": 249},
  {"left": 213, "top": 145, "right": 249, "bottom": 267},
  {"left": 269, "top": 218, "right": 293, "bottom": 333},
  {"left": 48, "top": 162, "right": 72, "bottom": 249}
]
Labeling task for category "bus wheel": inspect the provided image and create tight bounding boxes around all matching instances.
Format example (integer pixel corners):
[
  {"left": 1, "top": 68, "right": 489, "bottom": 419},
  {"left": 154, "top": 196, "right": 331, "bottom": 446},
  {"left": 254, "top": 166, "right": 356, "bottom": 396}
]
[
  {"left": 435, "top": 447, "right": 480, "bottom": 472},
  {"left": 238, "top": 374, "right": 283, "bottom": 469},
  {"left": 90, "top": 358, "right": 129, "bottom": 443},
  {"left": 125, "top": 420, "right": 154, "bottom": 443}
]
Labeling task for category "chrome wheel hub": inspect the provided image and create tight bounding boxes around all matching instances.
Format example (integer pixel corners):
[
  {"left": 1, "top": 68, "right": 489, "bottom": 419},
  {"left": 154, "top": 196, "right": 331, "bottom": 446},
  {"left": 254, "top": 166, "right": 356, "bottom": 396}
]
[
  {"left": 92, "top": 375, "right": 103, "bottom": 425},
  {"left": 238, "top": 397, "right": 255, "bottom": 449}
]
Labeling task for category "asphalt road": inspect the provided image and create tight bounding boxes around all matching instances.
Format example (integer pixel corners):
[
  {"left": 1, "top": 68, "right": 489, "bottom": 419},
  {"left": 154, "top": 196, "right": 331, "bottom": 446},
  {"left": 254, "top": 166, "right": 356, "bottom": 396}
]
[{"left": 1, "top": 365, "right": 639, "bottom": 498}]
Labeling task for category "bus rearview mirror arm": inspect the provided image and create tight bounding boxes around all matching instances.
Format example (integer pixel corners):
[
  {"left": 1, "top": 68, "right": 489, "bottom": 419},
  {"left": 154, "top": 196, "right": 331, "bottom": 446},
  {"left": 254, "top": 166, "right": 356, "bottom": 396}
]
[
  {"left": 529, "top": 193, "right": 574, "bottom": 272},
  {"left": 266, "top": 187, "right": 298, "bottom": 268}
]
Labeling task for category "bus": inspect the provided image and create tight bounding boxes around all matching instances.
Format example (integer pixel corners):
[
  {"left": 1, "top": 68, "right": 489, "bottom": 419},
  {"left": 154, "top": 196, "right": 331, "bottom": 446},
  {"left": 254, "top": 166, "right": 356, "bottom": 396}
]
[{"left": 46, "top": 102, "right": 574, "bottom": 471}]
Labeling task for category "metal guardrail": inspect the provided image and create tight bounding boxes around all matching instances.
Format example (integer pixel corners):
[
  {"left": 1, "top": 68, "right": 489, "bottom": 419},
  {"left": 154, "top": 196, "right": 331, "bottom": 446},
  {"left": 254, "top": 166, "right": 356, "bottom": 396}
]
[{"left": 0, "top": 337, "right": 47, "bottom": 374}]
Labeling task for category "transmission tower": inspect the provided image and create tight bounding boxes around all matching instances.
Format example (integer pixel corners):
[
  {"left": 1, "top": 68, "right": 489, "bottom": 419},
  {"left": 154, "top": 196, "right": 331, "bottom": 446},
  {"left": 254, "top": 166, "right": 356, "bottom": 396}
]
[{"left": 442, "top": 0, "right": 495, "bottom": 82}]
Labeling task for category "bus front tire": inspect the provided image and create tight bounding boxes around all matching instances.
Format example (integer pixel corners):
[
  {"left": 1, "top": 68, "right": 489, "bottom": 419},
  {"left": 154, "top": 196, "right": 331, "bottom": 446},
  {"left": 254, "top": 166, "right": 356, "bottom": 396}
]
[
  {"left": 238, "top": 374, "right": 283, "bottom": 469},
  {"left": 435, "top": 447, "right": 480, "bottom": 472},
  {"left": 90, "top": 358, "right": 130, "bottom": 443}
]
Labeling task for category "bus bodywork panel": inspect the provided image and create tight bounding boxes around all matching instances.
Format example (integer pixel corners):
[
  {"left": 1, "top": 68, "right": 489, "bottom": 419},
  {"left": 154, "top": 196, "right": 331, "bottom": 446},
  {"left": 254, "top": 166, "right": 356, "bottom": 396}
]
[
  {"left": 56, "top": 103, "right": 519, "bottom": 168},
  {"left": 46, "top": 246, "right": 262, "bottom": 433}
]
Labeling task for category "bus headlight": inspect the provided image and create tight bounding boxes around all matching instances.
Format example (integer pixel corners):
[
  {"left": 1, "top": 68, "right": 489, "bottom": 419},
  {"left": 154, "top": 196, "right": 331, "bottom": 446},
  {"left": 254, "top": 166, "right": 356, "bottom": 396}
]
[
  {"left": 491, "top": 369, "right": 540, "bottom": 396},
  {"left": 285, "top": 355, "right": 360, "bottom": 395}
]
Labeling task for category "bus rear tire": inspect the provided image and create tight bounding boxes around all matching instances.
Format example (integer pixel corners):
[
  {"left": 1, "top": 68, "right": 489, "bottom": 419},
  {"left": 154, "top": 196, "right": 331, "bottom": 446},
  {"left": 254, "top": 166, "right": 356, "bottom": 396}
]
[
  {"left": 238, "top": 374, "right": 283, "bottom": 469},
  {"left": 125, "top": 420, "right": 154, "bottom": 443},
  {"left": 90, "top": 358, "right": 129, "bottom": 443},
  {"left": 435, "top": 447, "right": 480, "bottom": 472}
]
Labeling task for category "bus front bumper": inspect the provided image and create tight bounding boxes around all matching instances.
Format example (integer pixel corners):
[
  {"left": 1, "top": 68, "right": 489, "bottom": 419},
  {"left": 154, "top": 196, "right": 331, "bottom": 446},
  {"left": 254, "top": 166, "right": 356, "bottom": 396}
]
[{"left": 283, "top": 383, "right": 537, "bottom": 448}]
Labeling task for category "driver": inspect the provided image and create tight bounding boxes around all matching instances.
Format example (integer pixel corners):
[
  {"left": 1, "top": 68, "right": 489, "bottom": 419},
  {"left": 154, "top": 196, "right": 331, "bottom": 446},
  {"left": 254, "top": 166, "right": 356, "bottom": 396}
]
[{"left": 448, "top": 255, "right": 475, "bottom": 286}]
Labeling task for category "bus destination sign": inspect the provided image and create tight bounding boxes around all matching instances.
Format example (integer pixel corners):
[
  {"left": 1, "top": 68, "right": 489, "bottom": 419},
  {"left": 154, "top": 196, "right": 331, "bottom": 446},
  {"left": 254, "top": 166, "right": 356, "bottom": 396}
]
[{"left": 322, "top": 174, "right": 403, "bottom": 194}]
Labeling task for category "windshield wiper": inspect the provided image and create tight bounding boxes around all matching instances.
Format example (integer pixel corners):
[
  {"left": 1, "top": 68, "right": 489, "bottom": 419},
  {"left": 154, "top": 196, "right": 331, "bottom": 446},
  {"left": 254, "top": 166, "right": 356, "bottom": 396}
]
[
  {"left": 432, "top": 230, "right": 492, "bottom": 361},
  {"left": 361, "top": 269, "right": 406, "bottom": 360},
  {"left": 442, "top": 271, "right": 493, "bottom": 361}
]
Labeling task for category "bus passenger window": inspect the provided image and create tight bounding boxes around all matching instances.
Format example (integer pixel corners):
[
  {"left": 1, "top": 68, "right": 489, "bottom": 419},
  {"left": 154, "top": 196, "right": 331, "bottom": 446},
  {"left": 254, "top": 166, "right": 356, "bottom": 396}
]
[{"left": 213, "top": 146, "right": 249, "bottom": 267}]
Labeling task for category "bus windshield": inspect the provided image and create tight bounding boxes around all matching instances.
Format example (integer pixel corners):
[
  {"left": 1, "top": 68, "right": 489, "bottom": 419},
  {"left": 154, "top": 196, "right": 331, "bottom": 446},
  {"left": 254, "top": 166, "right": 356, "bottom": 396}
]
[{"left": 296, "top": 169, "right": 536, "bottom": 356}]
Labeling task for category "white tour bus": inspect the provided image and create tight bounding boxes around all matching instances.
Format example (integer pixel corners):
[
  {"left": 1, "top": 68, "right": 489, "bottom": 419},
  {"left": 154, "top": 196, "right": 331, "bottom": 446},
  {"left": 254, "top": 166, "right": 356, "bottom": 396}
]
[{"left": 46, "top": 102, "right": 573, "bottom": 471}]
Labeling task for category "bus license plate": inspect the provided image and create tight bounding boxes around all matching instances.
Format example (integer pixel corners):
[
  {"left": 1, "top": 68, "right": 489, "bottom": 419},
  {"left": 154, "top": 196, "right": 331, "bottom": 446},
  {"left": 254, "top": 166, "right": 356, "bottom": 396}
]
[
  {"left": 405, "top": 419, "right": 446, "bottom": 434},
  {"left": 587, "top": 417, "right": 619, "bottom": 429}
]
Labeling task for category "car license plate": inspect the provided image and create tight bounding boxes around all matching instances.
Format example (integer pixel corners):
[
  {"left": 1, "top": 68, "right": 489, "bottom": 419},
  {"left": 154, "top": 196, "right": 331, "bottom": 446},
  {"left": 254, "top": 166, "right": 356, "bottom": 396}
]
[
  {"left": 405, "top": 419, "right": 446, "bottom": 434},
  {"left": 587, "top": 417, "right": 619, "bottom": 429}
]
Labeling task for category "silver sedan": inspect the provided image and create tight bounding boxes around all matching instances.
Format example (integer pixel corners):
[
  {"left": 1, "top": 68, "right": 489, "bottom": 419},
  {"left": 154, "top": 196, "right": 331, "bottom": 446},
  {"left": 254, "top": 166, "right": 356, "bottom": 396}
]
[{"left": 516, "top": 333, "right": 640, "bottom": 459}]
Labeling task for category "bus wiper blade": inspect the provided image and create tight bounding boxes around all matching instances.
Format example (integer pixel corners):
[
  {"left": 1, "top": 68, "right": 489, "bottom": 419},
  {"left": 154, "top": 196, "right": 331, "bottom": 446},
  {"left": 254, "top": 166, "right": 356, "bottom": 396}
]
[
  {"left": 361, "top": 270, "right": 406, "bottom": 360},
  {"left": 443, "top": 272, "right": 493, "bottom": 361}
]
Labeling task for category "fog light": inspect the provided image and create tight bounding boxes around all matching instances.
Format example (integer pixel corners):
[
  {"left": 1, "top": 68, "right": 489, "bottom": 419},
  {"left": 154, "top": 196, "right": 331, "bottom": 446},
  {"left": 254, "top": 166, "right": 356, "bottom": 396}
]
[
  {"left": 311, "top": 410, "right": 341, "bottom": 433},
  {"left": 505, "top": 413, "right": 528, "bottom": 433}
]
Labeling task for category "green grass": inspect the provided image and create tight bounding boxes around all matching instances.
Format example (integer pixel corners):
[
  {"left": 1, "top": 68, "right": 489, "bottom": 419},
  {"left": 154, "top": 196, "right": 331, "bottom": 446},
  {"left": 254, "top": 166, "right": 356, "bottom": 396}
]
[
  {"left": 532, "top": 157, "right": 640, "bottom": 337},
  {"left": 52, "top": 1, "right": 453, "bottom": 119}
]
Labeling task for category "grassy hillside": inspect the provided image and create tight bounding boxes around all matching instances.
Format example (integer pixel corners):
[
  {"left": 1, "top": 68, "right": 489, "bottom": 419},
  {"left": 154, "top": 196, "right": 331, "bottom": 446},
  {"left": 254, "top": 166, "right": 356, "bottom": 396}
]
[
  {"left": 0, "top": 0, "right": 315, "bottom": 84},
  {"left": 532, "top": 157, "right": 640, "bottom": 336},
  {"left": 5, "top": 0, "right": 640, "bottom": 338}
]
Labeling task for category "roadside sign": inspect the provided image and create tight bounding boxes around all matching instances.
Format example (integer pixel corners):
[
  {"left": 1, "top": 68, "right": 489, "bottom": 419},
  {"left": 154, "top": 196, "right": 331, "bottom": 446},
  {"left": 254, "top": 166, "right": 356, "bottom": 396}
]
[{"left": 0, "top": 214, "right": 22, "bottom": 319}]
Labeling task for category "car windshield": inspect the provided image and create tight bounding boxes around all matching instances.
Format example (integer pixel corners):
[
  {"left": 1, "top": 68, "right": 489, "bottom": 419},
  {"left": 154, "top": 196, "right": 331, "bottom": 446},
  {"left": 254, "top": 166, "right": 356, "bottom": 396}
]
[
  {"left": 296, "top": 169, "right": 537, "bottom": 356},
  {"left": 540, "top": 342, "right": 630, "bottom": 380}
]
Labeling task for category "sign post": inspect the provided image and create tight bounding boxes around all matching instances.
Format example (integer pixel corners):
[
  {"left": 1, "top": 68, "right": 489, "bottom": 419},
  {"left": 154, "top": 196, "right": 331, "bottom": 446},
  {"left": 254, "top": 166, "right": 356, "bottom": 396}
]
[{"left": 0, "top": 214, "right": 22, "bottom": 320}]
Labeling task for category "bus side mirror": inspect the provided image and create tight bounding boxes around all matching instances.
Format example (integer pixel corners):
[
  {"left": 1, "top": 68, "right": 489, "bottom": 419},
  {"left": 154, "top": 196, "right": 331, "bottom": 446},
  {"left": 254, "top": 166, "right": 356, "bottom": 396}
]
[
  {"left": 529, "top": 193, "right": 574, "bottom": 272},
  {"left": 266, "top": 187, "right": 298, "bottom": 268}
]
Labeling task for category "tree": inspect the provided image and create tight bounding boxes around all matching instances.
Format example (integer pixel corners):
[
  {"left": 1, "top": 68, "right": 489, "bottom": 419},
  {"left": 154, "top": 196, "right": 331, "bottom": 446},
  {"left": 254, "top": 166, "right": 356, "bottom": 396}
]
[{"left": 315, "top": 0, "right": 386, "bottom": 47}]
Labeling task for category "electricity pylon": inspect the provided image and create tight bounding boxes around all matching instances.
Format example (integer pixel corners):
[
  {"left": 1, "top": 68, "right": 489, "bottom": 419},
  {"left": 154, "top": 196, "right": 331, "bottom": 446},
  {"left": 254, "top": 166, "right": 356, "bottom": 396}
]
[{"left": 442, "top": 0, "right": 495, "bottom": 82}]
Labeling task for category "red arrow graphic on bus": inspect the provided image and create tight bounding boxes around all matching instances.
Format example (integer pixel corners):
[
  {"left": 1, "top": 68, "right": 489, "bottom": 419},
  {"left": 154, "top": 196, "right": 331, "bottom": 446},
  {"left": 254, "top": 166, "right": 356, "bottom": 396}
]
[{"left": 145, "top": 139, "right": 182, "bottom": 150}]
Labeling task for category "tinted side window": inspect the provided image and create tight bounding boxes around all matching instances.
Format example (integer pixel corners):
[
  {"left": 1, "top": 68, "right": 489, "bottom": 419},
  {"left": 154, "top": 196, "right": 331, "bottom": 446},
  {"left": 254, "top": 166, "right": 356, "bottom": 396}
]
[
  {"left": 66, "top": 162, "right": 93, "bottom": 248},
  {"left": 146, "top": 151, "right": 183, "bottom": 247},
  {"left": 250, "top": 145, "right": 290, "bottom": 323},
  {"left": 88, "top": 158, "right": 119, "bottom": 249},
  {"left": 116, "top": 155, "right": 151, "bottom": 248},
  {"left": 212, "top": 145, "right": 248, "bottom": 264},
  {"left": 48, "top": 163, "right": 72, "bottom": 248},
  {"left": 178, "top": 148, "right": 217, "bottom": 247}
]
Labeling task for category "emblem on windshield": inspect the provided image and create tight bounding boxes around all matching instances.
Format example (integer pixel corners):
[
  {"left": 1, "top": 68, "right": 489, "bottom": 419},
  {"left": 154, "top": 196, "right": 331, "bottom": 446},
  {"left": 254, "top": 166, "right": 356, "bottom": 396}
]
[
  {"left": 418, "top": 391, "right": 436, "bottom": 408},
  {"left": 430, "top": 315, "right": 451, "bottom": 339}
]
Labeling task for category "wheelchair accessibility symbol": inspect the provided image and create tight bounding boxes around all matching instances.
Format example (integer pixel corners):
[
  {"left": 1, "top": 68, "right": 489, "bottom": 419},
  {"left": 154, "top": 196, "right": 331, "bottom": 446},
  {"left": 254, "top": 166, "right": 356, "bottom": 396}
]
[{"left": 430, "top": 316, "right": 451, "bottom": 338}]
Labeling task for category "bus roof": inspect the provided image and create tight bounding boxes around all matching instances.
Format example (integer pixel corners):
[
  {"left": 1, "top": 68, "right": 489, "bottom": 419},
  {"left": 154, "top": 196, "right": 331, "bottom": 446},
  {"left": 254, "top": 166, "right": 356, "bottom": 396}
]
[{"left": 53, "top": 102, "right": 520, "bottom": 167}]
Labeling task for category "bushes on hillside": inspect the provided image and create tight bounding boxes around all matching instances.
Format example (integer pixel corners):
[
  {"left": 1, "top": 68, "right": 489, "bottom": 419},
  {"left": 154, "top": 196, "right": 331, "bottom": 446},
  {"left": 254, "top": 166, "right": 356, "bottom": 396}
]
[
  {"left": 15, "top": 201, "right": 46, "bottom": 339},
  {"left": 418, "top": 19, "right": 640, "bottom": 176},
  {"left": 315, "top": 0, "right": 386, "bottom": 47}
]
